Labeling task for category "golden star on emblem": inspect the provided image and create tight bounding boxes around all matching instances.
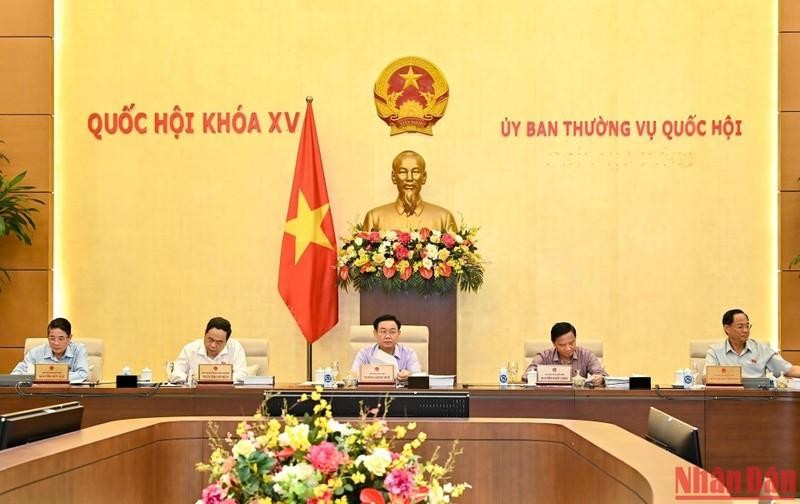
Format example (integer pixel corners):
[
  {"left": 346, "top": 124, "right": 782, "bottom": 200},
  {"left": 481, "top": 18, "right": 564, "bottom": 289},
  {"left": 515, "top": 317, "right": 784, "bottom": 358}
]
[
  {"left": 399, "top": 66, "right": 423, "bottom": 90},
  {"left": 284, "top": 191, "right": 333, "bottom": 263}
]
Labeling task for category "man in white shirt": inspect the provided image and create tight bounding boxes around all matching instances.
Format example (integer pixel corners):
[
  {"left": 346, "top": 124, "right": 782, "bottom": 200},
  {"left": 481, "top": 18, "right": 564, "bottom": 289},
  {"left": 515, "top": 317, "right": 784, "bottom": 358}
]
[
  {"left": 705, "top": 309, "right": 800, "bottom": 379},
  {"left": 169, "top": 317, "right": 248, "bottom": 383}
]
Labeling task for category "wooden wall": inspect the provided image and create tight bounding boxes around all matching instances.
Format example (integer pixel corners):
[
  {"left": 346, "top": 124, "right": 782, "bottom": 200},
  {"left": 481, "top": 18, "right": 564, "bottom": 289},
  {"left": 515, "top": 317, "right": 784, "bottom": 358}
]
[{"left": 0, "top": 0, "right": 53, "bottom": 372}]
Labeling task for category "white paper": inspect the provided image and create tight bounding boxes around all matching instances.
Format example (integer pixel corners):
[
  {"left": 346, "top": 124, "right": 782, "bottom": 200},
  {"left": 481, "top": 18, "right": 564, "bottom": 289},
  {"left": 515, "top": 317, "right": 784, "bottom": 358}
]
[{"left": 369, "top": 349, "right": 398, "bottom": 368}]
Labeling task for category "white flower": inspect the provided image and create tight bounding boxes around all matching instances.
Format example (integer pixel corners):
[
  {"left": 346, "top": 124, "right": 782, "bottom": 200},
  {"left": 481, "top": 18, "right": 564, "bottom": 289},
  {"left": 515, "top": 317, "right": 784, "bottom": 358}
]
[
  {"left": 385, "top": 230, "right": 397, "bottom": 241},
  {"left": 378, "top": 243, "right": 389, "bottom": 255},
  {"left": 327, "top": 419, "right": 356, "bottom": 436},
  {"left": 232, "top": 439, "right": 255, "bottom": 458},
  {"left": 273, "top": 462, "right": 315, "bottom": 482},
  {"left": 425, "top": 244, "right": 439, "bottom": 259},
  {"left": 422, "top": 257, "right": 433, "bottom": 269},
  {"left": 384, "top": 257, "right": 395, "bottom": 268},
  {"left": 354, "top": 237, "right": 363, "bottom": 246},
  {"left": 410, "top": 231, "right": 421, "bottom": 241},
  {"left": 356, "top": 447, "right": 392, "bottom": 476},
  {"left": 454, "top": 234, "right": 464, "bottom": 244}
]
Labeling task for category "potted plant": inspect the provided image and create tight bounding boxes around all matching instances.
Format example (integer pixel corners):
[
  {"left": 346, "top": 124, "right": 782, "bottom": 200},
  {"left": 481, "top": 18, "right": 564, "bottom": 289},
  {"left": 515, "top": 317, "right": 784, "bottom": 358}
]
[{"left": 0, "top": 139, "right": 44, "bottom": 290}]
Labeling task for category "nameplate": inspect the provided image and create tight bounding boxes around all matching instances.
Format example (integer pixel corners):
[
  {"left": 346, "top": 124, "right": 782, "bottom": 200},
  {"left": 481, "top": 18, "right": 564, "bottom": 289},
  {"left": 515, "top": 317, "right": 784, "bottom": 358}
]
[
  {"left": 705, "top": 365, "right": 742, "bottom": 385},
  {"left": 537, "top": 365, "right": 572, "bottom": 384},
  {"left": 197, "top": 363, "right": 233, "bottom": 383},
  {"left": 34, "top": 363, "right": 70, "bottom": 383},
  {"left": 359, "top": 364, "right": 395, "bottom": 384}
]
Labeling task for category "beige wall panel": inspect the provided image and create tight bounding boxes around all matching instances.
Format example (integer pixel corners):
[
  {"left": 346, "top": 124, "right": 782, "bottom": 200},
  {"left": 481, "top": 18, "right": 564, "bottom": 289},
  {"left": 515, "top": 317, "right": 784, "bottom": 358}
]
[
  {"left": 782, "top": 0, "right": 800, "bottom": 32},
  {"left": 0, "top": 270, "right": 50, "bottom": 345},
  {"left": 0, "top": 38, "right": 52, "bottom": 114},
  {"left": 0, "top": 193, "right": 51, "bottom": 270},
  {"left": 0, "top": 348, "right": 22, "bottom": 374},
  {"left": 781, "top": 34, "right": 800, "bottom": 111},
  {"left": 780, "top": 113, "right": 800, "bottom": 190},
  {"left": 0, "top": 0, "right": 53, "bottom": 37},
  {"left": 780, "top": 192, "right": 800, "bottom": 270},
  {"left": 0, "top": 116, "right": 53, "bottom": 191},
  {"left": 780, "top": 271, "right": 800, "bottom": 349}
]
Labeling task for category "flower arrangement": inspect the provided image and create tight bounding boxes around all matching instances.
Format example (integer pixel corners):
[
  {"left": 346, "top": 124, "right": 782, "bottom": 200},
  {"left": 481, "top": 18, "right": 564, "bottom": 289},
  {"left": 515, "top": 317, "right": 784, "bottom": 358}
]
[
  {"left": 196, "top": 388, "right": 470, "bottom": 504},
  {"left": 337, "top": 225, "right": 484, "bottom": 297}
]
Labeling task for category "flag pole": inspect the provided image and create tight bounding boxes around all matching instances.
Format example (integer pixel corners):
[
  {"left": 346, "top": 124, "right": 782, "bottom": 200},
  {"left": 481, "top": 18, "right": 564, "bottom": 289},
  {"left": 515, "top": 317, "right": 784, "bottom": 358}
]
[
  {"left": 307, "top": 342, "right": 313, "bottom": 381},
  {"left": 305, "top": 94, "right": 314, "bottom": 383}
]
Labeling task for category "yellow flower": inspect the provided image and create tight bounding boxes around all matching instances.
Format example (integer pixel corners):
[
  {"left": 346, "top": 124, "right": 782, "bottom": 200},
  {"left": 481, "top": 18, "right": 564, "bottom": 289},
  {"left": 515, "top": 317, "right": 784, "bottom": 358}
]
[
  {"left": 300, "top": 393, "right": 308, "bottom": 402},
  {"left": 335, "top": 498, "right": 348, "bottom": 504},
  {"left": 393, "top": 426, "right": 407, "bottom": 439},
  {"left": 407, "top": 422, "right": 417, "bottom": 430},
  {"left": 351, "top": 472, "right": 366, "bottom": 484},
  {"left": 278, "top": 423, "right": 311, "bottom": 451},
  {"left": 371, "top": 253, "right": 385, "bottom": 265},
  {"left": 313, "top": 484, "right": 329, "bottom": 497}
]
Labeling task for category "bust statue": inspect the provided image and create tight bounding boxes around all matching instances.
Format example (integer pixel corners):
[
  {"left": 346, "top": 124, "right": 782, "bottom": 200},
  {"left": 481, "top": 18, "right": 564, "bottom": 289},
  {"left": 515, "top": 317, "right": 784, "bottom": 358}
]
[{"left": 362, "top": 150, "right": 457, "bottom": 231}]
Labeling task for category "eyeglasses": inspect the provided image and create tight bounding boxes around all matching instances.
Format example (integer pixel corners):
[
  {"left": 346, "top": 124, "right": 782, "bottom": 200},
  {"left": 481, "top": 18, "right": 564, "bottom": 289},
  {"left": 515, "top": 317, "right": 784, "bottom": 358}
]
[
  {"left": 48, "top": 336, "right": 68, "bottom": 343},
  {"left": 731, "top": 323, "right": 752, "bottom": 330},
  {"left": 377, "top": 330, "right": 399, "bottom": 336}
]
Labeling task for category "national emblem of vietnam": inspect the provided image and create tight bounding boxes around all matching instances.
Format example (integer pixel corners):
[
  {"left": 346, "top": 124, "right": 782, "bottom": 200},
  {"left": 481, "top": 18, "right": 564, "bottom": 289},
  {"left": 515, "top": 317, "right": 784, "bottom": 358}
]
[{"left": 374, "top": 56, "right": 449, "bottom": 135}]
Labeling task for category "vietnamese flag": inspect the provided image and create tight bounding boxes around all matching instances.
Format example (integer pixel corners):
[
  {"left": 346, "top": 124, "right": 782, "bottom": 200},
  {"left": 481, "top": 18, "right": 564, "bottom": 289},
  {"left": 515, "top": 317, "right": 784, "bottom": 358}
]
[{"left": 278, "top": 98, "right": 338, "bottom": 344}]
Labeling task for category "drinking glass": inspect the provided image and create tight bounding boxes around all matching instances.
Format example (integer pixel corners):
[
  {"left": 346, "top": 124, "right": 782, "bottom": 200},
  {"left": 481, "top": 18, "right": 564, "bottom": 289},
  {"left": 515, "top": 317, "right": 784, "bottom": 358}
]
[
  {"left": 330, "top": 361, "right": 341, "bottom": 381},
  {"left": 507, "top": 361, "right": 519, "bottom": 384}
]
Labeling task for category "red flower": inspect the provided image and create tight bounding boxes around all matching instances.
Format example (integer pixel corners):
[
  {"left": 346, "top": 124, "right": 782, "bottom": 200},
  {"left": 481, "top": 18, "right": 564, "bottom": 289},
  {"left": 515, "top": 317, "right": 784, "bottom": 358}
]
[
  {"left": 394, "top": 245, "right": 409, "bottom": 260},
  {"left": 368, "top": 231, "right": 381, "bottom": 242},
  {"left": 382, "top": 266, "right": 396, "bottom": 279},
  {"left": 360, "top": 488, "right": 386, "bottom": 504},
  {"left": 418, "top": 228, "right": 431, "bottom": 241},
  {"left": 441, "top": 233, "right": 456, "bottom": 248},
  {"left": 419, "top": 267, "right": 433, "bottom": 280},
  {"left": 439, "top": 262, "right": 452, "bottom": 277},
  {"left": 397, "top": 231, "right": 411, "bottom": 244},
  {"left": 400, "top": 268, "right": 413, "bottom": 281},
  {"left": 276, "top": 447, "right": 295, "bottom": 460},
  {"left": 357, "top": 232, "right": 369, "bottom": 239},
  {"left": 339, "top": 266, "right": 349, "bottom": 281}
]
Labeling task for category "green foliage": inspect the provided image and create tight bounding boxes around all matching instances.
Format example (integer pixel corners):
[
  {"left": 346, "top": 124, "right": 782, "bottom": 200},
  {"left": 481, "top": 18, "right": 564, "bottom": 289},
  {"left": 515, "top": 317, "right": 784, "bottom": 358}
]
[{"left": 0, "top": 142, "right": 44, "bottom": 291}]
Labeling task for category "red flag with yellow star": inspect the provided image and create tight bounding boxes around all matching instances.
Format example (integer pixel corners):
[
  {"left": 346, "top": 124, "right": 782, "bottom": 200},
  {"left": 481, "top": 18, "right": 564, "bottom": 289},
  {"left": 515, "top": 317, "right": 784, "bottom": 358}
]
[{"left": 278, "top": 99, "right": 338, "bottom": 344}]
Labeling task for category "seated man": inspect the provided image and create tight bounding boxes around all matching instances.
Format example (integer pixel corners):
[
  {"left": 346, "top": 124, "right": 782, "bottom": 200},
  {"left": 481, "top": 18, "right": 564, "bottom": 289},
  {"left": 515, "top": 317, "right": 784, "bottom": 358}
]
[
  {"left": 350, "top": 314, "right": 422, "bottom": 380},
  {"left": 169, "top": 316, "right": 248, "bottom": 383},
  {"left": 522, "top": 322, "right": 606, "bottom": 385},
  {"left": 705, "top": 309, "right": 800, "bottom": 378},
  {"left": 11, "top": 317, "right": 89, "bottom": 382}
]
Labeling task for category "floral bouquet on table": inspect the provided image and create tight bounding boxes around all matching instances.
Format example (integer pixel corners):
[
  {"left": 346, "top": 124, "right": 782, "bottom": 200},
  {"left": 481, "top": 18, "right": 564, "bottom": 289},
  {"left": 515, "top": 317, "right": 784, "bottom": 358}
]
[
  {"left": 337, "top": 225, "right": 484, "bottom": 297},
  {"left": 196, "top": 387, "right": 470, "bottom": 504}
]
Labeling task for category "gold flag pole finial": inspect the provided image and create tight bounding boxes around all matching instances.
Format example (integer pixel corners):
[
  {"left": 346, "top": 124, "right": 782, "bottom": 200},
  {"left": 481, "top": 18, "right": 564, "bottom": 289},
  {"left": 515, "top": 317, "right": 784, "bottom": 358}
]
[{"left": 306, "top": 96, "right": 313, "bottom": 103}]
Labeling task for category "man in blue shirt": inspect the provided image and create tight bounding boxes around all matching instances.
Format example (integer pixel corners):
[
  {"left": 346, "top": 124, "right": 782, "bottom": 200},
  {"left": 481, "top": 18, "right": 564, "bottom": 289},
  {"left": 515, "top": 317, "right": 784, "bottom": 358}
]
[
  {"left": 350, "top": 314, "right": 422, "bottom": 380},
  {"left": 11, "top": 318, "right": 89, "bottom": 382}
]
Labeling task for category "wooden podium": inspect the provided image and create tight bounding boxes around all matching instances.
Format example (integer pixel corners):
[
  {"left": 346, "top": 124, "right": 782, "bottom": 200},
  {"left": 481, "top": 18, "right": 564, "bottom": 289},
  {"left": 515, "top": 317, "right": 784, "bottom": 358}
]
[{"left": 359, "top": 289, "right": 457, "bottom": 375}]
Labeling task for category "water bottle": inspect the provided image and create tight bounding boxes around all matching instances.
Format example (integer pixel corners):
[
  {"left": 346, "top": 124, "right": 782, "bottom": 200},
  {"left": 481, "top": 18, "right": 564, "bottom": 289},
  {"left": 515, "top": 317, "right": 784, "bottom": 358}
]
[
  {"left": 323, "top": 367, "right": 335, "bottom": 388},
  {"left": 499, "top": 367, "right": 509, "bottom": 387},
  {"left": 683, "top": 368, "right": 693, "bottom": 388}
]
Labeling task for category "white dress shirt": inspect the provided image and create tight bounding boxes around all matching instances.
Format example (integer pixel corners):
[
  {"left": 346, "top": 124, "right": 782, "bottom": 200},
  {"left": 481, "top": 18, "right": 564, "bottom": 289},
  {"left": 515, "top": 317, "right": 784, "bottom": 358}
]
[{"left": 170, "top": 337, "right": 248, "bottom": 383}]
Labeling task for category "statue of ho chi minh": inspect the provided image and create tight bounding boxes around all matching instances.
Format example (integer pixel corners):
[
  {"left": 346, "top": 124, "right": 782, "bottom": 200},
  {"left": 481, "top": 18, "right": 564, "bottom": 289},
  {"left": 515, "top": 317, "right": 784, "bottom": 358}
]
[{"left": 362, "top": 150, "right": 457, "bottom": 232}]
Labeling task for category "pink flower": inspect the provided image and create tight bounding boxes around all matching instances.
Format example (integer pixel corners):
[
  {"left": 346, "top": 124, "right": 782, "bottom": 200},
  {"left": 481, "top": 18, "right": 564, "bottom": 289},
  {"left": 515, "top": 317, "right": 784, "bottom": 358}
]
[
  {"left": 418, "top": 228, "right": 431, "bottom": 241},
  {"left": 394, "top": 244, "right": 409, "bottom": 260},
  {"left": 397, "top": 231, "right": 411, "bottom": 245},
  {"left": 368, "top": 231, "right": 381, "bottom": 242},
  {"left": 385, "top": 468, "right": 415, "bottom": 499},
  {"left": 339, "top": 265, "right": 349, "bottom": 281},
  {"left": 306, "top": 441, "right": 345, "bottom": 474},
  {"left": 441, "top": 233, "right": 456, "bottom": 248},
  {"left": 382, "top": 266, "right": 396, "bottom": 279},
  {"left": 419, "top": 267, "right": 433, "bottom": 280},
  {"left": 201, "top": 484, "right": 233, "bottom": 504}
]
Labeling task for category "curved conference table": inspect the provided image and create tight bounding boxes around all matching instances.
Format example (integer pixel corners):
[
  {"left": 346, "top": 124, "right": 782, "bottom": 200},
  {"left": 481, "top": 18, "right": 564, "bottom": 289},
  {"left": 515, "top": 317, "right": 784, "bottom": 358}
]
[{"left": 0, "top": 416, "right": 729, "bottom": 503}]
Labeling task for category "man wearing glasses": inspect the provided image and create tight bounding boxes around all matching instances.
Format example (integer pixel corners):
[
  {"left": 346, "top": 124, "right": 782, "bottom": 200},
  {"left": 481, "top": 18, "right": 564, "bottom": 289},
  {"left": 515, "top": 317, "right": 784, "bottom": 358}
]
[
  {"left": 705, "top": 309, "right": 800, "bottom": 378},
  {"left": 11, "top": 317, "right": 89, "bottom": 382},
  {"left": 350, "top": 314, "right": 421, "bottom": 380}
]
